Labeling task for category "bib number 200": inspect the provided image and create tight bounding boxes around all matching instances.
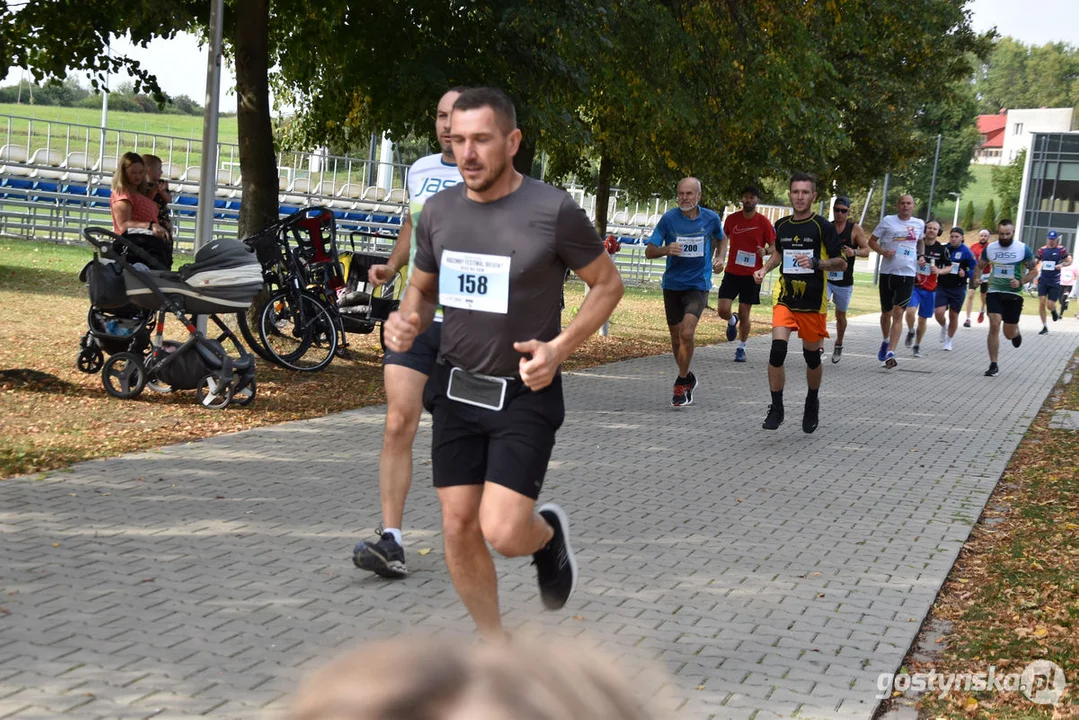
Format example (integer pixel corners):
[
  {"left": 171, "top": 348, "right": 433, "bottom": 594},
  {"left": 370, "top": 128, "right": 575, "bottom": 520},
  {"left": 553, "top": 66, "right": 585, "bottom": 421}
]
[{"left": 458, "top": 274, "right": 488, "bottom": 295}]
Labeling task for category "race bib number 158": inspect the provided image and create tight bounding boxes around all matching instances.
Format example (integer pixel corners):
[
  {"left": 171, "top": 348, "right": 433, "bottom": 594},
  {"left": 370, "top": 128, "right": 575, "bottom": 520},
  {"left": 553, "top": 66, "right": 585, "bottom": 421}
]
[{"left": 439, "top": 250, "right": 511, "bottom": 314}]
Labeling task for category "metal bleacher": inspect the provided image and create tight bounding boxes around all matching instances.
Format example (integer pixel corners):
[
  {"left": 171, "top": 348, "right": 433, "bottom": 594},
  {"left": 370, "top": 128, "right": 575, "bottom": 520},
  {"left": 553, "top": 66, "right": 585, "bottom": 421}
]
[
  {"left": 0, "top": 114, "right": 409, "bottom": 252},
  {"left": 0, "top": 113, "right": 795, "bottom": 287}
]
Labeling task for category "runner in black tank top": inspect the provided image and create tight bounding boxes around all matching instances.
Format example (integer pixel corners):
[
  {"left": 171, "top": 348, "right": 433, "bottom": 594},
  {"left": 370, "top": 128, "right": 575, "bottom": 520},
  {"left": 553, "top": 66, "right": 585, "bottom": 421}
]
[{"left": 825, "top": 196, "right": 869, "bottom": 363}]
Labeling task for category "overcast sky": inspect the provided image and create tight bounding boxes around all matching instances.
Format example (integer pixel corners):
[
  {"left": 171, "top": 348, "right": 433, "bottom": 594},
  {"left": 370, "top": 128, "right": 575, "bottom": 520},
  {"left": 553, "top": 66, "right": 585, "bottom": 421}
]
[{"left": 4, "top": 0, "right": 1077, "bottom": 116}]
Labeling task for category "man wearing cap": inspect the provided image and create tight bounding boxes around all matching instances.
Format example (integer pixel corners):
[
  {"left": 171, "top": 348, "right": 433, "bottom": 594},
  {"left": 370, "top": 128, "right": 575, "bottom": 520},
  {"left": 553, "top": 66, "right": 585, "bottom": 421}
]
[
  {"left": 964, "top": 228, "right": 991, "bottom": 326},
  {"left": 825, "top": 195, "right": 868, "bottom": 363},
  {"left": 934, "top": 226, "right": 978, "bottom": 351},
  {"left": 1035, "top": 230, "right": 1071, "bottom": 335}
]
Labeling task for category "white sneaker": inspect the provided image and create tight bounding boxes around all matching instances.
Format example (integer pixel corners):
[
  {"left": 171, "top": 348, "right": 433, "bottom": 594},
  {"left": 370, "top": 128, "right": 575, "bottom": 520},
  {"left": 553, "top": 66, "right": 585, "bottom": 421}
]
[
  {"left": 939, "top": 325, "right": 948, "bottom": 343},
  {"left": 943, "top": 338, "right": 953, "bottom": 351}
]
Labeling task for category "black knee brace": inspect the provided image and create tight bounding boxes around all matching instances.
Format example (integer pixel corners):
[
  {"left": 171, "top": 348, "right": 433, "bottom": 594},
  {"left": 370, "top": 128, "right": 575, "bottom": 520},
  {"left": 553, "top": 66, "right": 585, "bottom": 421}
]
[
  {"left": 769, "top": 339, "right": 788, "bottom": 367},
  {"left": 803, "top": 347, "right": 822, "bottom": 369}
]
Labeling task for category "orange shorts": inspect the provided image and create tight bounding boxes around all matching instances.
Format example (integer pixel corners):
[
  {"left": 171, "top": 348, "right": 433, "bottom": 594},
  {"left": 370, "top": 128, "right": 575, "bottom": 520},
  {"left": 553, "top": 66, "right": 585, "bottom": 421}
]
[{"left": 772, "top": 304, "right": 830, "bottom": 343}]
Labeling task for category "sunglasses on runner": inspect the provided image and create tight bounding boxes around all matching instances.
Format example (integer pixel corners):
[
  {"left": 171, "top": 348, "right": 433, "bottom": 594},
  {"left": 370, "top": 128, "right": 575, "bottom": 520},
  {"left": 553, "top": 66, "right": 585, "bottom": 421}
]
[{"left": 833, "top": 207, "right": 849, "bottom": 213}]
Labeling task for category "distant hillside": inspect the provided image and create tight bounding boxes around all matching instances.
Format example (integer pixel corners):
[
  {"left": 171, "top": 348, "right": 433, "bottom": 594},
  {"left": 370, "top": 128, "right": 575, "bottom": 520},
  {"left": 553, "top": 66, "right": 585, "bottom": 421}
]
[{"left": 0, "top": 104, "right": 239, "bottom": 145}]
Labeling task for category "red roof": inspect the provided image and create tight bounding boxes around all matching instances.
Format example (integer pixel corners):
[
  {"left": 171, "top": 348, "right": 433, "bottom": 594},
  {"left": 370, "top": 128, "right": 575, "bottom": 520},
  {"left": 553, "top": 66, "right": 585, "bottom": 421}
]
[{"left": 977, "top": 114, "right": 1006, "bottom": 148}]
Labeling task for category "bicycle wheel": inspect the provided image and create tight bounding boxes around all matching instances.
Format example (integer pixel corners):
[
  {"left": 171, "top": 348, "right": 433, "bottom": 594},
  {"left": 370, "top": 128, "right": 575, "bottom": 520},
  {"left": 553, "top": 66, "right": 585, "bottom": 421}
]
[
  {"left": 258, "top": 290, "right": 338, "bottom": 371},
  {"left": 238, "top": 285, "right": 278, "bottom": 362}
]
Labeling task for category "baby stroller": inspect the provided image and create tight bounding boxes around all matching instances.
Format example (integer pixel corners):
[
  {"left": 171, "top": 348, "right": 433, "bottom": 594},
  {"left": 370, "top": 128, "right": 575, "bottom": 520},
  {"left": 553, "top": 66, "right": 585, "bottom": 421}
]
[
  {"left": 81, "top": 227, "right": 263, "bottom": 408},
  {"left": 76, "top": 229, "right": 172, "bottom": 373}
]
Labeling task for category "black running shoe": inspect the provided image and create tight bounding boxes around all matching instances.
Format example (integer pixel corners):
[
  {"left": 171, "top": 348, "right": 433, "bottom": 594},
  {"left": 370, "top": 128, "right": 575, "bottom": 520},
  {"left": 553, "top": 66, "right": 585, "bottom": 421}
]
[
  {"left": 1039, "top": 326, "right": 1049, "bottom": 335},
  {"left": 671, "top": 378, "right": 688, "bottom": 407},
  {"left": 802, "top": 396, "right": 819, "bottom": 434},
  {"left": 353, "top": 531, "right": 407, "bottom": 579},
  {"left": 1052, "top": 309, "right": 1060, "bottom": 322},
  {"left": 685, "top": 372, "right": 698, "bottom": 405},
  {"left": 533, "top": 504, "right": 577, "bottom": 610},
  {"left": 726, "top": 315, "right": 739, "bottom": 342},
  {"left": 762, "top": 404, "right": 784, "bottom": 430},
  {"left": 904, "top": 330, "right": 914, "bottom": 348},
  {"left": 985, "top": 362, "right": 999, "bottom": 377},
  {"left": 1012, "top": 334, "right": 1022, "bottom": 348}
]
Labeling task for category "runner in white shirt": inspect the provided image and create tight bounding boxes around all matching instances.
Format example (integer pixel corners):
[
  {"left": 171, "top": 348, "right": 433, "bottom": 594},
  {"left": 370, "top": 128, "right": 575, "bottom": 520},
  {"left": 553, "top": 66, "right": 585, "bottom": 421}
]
[
  {"left": 867, "top": 195, "right": 925, "bottom": 369},
  {"left": 352, "top": 88, "right": 465, "bottom": 579}
]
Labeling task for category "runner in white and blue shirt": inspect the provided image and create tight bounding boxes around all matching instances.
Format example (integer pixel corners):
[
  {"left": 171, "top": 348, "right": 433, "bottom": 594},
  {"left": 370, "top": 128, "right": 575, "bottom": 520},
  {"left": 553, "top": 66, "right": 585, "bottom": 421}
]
[
  {"left": 353, "top": 88, "right": 464, "bottom": 580},
  {"left": 644, "top": 177, "right": 725, "bottom": 407}
]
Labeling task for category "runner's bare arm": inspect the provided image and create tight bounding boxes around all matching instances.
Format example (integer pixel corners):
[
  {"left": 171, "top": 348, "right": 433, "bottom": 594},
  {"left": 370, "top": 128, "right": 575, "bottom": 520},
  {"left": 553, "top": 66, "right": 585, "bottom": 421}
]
[
  {"left": 383, "top": 267, "right": 437, "bottom": 353},
  {"left": 867, "top": 233, "right": 894, "bottom": 258},
  {"left": 974, "top": 253, "right": 989, "bottom": 284},
  {"left": 1020, "top": 257, "right": 1039, "bottom": 286},
  {"left": 852, "top": 225, "right": 870, "bottom": 256},
  {"left": 712, "top": 235, "right": 728, "bottom": 272},
  {"left": 370, "top": 214, "right": 412, "bottom": 286}
]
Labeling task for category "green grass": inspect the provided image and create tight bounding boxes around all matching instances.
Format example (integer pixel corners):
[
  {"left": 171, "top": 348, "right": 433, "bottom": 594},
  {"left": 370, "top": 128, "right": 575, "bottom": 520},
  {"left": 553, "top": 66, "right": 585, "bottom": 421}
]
[
  {"left": 0, "top": 103, "right": 238, "bottom": 143},
  {"left": 933, "top": 165, "right": 997, "bottom": 229},
  {"left": 0, "top": 103, "right": 240, "bottom": 177}
]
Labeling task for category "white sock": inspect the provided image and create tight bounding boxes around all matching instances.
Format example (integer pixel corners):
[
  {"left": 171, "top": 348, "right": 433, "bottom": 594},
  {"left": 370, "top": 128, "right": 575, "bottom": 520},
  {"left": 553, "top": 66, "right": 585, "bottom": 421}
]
[
  {"left": 738, "top": 340, "right": 746, "bottom": 349},
  {"left": 384, "top": 528, "right": 403, "bottom": 545},
  {"left": 728, "top": 316, "right": 737, "bottom": 325}
]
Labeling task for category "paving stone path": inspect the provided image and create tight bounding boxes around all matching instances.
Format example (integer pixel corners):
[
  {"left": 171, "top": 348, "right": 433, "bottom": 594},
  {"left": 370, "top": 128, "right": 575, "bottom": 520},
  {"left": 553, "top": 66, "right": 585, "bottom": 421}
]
[{"left": 2, "top": 313, "right": 1077, "bottom": 719}]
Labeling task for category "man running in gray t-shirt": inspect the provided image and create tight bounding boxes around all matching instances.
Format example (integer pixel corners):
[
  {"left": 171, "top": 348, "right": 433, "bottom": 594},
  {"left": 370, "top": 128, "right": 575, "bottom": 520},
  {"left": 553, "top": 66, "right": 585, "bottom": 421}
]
[{"left": 384, "top": 87, "right": 624, "bottom": 639}]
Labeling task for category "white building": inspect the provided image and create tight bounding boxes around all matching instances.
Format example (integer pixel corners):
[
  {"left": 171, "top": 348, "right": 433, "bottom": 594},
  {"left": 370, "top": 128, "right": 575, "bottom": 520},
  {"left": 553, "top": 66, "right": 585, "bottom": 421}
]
[{"left": 999, "top": 108, "right": 1074, "bottom": 164}]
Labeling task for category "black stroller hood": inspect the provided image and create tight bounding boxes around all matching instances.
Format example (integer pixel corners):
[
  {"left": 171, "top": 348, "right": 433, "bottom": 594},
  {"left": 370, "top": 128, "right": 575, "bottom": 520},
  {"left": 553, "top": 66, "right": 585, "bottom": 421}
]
[
  {"left": 180, "top": 239, "right": 259, "bottom": 279},
  {"left": 124, "top": 239, "right": 263, "bottom": 314}
]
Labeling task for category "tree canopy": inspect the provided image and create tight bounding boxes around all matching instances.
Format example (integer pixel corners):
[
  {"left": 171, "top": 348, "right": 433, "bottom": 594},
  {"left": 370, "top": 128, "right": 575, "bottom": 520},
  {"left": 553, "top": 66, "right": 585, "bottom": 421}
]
[
  {"left": 2, "top": 0, "right": 994, "bottom": 236},
  {"left": 975, "top": 38, "right": 1079, "bottom": 113}
]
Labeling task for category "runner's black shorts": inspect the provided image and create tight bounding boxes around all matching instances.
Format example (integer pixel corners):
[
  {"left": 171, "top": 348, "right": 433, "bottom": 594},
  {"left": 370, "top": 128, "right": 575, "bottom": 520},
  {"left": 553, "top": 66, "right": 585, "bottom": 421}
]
[
  {"left": 986, "top": 292, "right": 1023, "bottom": 325},
  {"left": 663, "top": 288, "right": 707, "bottom": 326},
  {"left": 383, "top": 321, "right": 440, "bottom": 375},
  {"left": 1037, "top": 279, "right": 1062, "bottom": 302},
  {"left": 716, "top": 272, "right": 762, "bottom": 305},
  {"left": 935, "top": 285, "right": 967, "bottom": 313},
  {"left": 423, "top": 361, "right": 565, "bottom": 500},
  {"left": 878, "top": 273, "right": 914, "bottom": 312}
]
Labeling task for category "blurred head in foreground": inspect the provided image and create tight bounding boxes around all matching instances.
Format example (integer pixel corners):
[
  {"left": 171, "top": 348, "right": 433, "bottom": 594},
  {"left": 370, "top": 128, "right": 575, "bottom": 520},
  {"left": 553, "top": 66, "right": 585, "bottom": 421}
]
[{"left": 290, "top": 636, "right": 657, "bottom": 720}]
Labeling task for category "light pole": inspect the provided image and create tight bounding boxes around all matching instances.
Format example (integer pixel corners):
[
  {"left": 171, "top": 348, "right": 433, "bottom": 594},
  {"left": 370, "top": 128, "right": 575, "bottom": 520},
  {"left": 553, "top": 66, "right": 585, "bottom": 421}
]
[{"left": 926, "top": 133, "right": 942, "bottom": 220}]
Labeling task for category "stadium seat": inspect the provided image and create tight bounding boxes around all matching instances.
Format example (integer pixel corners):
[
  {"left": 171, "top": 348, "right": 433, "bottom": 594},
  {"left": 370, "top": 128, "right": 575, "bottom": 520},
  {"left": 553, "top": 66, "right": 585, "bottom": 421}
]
[
  {"left": 0, "top": 144, "right": 30, "bottom": 177},
  {"left": 355, "top": 186, "right": 387, "bottom": 213},
  {"left": 61, "top": 152, "right": 92, "bottom": 184},
  {"left": 281, "top": 177, "right": 313, "bottom": 207},
  {"left": 93, "top": 156, "right": 118, "bottom": 174}
]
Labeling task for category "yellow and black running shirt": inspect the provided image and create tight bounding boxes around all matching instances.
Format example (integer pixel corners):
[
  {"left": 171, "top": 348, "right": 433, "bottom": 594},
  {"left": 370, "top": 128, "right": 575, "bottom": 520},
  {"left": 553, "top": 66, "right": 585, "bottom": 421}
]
[{"left": 773, "top": 213, "right": 843, "bottom": 314}]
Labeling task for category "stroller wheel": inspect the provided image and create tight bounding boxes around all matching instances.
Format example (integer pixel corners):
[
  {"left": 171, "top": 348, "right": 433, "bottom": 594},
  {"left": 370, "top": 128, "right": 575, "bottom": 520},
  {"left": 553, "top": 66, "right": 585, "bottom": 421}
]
[
  {"left": 231, "top": 378, "right": 257, "bottom": 407},
  {"left": 101, "top": 352, "right": 147, "bottom": 399},
  {"left": 146, "top": 373, "right": 174, "bottom": 394},
  {"left": 77, "top": 347, "right": 104, "bottom": 374},
  {"left": 196, "top": 374, "right": 234, "bottom": 409}
]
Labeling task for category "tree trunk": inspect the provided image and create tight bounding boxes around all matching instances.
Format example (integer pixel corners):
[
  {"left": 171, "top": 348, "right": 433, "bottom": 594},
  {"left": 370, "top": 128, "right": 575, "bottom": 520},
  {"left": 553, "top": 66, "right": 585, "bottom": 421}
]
[
  {"left": 233, "top": 0, "right": 278, "bottom": 238},
  {"left": 594, "top": 152, "right": 613, "bottom": 238}
]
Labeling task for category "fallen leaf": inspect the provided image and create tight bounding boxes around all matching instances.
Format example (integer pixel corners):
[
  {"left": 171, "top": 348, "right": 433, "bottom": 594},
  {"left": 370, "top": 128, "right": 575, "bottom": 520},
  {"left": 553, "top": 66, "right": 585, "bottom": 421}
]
[
  {"left": 51, "top": 543, "right": 60, "bottom": 547},
  {"left": 572, "top": 615, "right": 584, "bottom": 621},
  {"left": 696, "top": 684, "right": 705, "bottom": 690},
  {"left": 418, "top": 548, "right": 432, "bottom": 556},
  {"left": 1033, "top": 626, "right": 1048, "bottom": 638}
]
